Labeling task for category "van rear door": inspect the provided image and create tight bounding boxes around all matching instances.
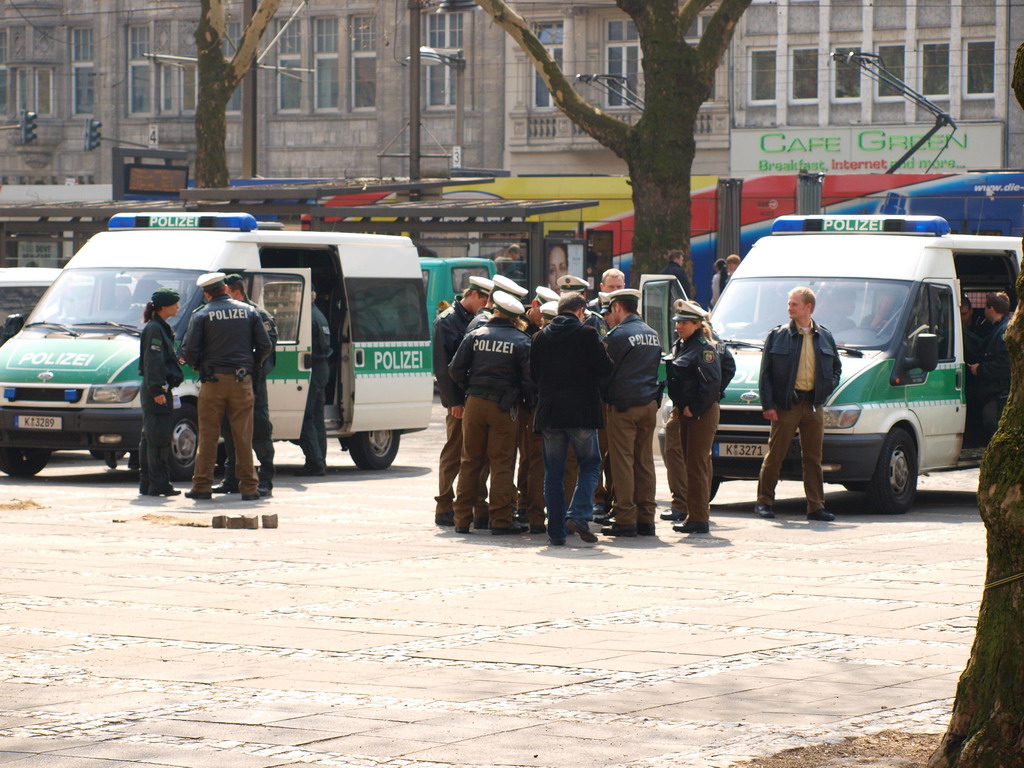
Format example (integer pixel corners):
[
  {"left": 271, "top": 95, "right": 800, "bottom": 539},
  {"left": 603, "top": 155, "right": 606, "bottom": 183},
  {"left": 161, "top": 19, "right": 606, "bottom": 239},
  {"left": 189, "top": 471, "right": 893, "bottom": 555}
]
[
  {"left": 246, "top": 268, "right": 312, "bottom": 439},
  {"left": 342, "top": 274, "right": 432, "bottom": 432}
]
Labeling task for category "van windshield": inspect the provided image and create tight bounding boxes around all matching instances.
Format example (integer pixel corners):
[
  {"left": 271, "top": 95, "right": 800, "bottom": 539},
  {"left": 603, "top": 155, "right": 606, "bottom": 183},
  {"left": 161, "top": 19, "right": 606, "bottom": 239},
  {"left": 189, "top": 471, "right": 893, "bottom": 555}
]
[
  {"left": 27, "top": 268, "right": 203, "bottom": 333},
  {"left": 711, "top": 277, "right": 912, "bottom": 350}
]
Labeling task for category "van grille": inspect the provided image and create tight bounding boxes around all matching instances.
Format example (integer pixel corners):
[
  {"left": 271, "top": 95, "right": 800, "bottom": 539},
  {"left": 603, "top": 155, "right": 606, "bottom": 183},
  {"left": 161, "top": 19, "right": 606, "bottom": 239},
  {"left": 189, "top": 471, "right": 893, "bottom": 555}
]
[{"left": 5, "top": 387, "right": 83, "bottom": 403}]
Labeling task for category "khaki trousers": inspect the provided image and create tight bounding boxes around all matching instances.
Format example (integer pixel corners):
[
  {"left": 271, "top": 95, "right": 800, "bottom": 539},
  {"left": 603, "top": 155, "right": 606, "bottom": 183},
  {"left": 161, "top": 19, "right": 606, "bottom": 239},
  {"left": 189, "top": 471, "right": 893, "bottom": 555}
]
[
  {"left": 606, "top": 401, "right": 658, "bottom": 526},
  {"left": 515, "top": 408, "right": 546, "bottom": 526},
  {"left": 594, "top": 427, "right": 612, "bottom": 509},
  {"left": 193, "top": 376, "right": 257, "bottom": 495},
  {"left": 435, "top": 411, "right": 489, "bottom": 518},
  {"left": 663, "top": 407, "right": 688, "bottom": 515},
  {"left": 453, "top": 397, "right": 518, "bottom": 528},
  {"left": 677, "top": 403, "right": 719, "bottom": 523},
  {"left": 757, "top": 399, "right": 825, "bottom": 514}
]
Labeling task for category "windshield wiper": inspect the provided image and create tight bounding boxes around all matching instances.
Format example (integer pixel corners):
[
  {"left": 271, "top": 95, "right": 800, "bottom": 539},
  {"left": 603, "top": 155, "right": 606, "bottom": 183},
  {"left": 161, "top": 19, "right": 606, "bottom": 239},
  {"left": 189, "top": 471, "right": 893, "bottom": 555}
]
[
  {"left": 23, "top": 321, "right": 81, "bottom": 337},
  {"left": 72, "top": 321, "right": 141, "bottom": 336},
  {"left": 720, "top": 338, "right": 764, "bottom": 350},
  {"left": 835, "top": 345, "right": 864, "bottom": 358}
]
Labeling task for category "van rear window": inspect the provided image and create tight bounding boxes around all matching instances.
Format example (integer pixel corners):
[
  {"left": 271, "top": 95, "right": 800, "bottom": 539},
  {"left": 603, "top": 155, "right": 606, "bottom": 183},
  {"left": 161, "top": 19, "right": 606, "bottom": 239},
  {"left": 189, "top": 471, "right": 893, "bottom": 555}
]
[{"left": 346, "top": 277, "right": 428, "bottom": 342}]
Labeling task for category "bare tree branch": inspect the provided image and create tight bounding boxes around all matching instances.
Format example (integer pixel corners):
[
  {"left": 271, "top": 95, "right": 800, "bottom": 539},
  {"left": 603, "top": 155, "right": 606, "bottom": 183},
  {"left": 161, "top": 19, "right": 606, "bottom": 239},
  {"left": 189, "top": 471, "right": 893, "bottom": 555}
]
[
  {"left": 696, "top": 0, "right": 753, "bottom": 72},
  {"left": 474, "top": 0, "right": 630, "bottom": 155},
  {"left": 230, "top": 0, "right": 284, "bottom": 85},
  {"left": 679, "top": 0, "right": 719, "bottom": 37}
]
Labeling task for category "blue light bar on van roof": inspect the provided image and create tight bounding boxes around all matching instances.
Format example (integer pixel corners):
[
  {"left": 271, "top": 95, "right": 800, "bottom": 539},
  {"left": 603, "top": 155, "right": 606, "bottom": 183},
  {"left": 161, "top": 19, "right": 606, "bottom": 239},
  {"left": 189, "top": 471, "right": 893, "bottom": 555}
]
[
  {"left": 771, "top": 215, "right": 951, "bottom": 237},
  {"left": 108, "top": 212, "right": 258, "bottom": 232}
]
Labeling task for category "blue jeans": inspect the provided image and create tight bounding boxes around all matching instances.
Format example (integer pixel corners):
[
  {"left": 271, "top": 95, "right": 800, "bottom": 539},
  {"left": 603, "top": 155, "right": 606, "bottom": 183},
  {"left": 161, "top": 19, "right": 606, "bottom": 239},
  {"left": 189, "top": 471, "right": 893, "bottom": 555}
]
[{"left": 542, "top": 428, "right": 601, "bottom": 542}]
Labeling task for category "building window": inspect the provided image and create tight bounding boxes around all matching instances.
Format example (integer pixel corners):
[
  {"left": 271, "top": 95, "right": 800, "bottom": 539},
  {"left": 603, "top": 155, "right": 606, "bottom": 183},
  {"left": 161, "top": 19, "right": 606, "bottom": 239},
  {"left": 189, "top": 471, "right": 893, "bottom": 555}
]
[
  {"left": 833, "top": 46, "right": 860, "bottom": 99},
  {"left": 160, "top": 64, "right": 174, "bottom": 112},
  {"left": 922, "top": 43, "right": 949, "bottom": 96},
  {"left": 607, "top": 19, "right": 640, "bottom": 108},
  {"left": 350, "top": 15, "right": 376, "bottom": 110},
  {"left": 876, "top": 44, "right": 904, "bottom": 99},
  {"left": 750, "top": 49, "right": 776, "bottom": 102},
  {"left": 314, "top": 18, "right": 339, "bottom": 110},
  {"left": 425, "top": 12, "right": 463, "bottom": 108},
  {"left": 533, "top": 21, "right": 564, "bottom": 109},
  {"left": 965, "top": 41, "right": 994, "bottom": 96},
  {"left": 791, "top": 48, "right": 817, "bottom": 100},
  {"left": 129, "top": 25, "right": 151, "bottom": 114},
  {"left": 72, "top": 28, "right": 94, "bottom": 115},
  {"left": 15, "top": 68, "right": 54, "bottom": 116},
  {"left": 276, "top": 21, "right": 302, "bottom": 111},
  {"left": 181, "top": 64, "right": 197, "bottom": 112}
]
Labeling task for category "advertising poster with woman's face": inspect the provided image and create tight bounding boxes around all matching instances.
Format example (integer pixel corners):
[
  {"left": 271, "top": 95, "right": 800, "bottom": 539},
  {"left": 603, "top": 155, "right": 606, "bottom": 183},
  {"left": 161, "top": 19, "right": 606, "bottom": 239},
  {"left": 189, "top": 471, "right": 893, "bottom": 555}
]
[{"left": 545, "top": 241, "right": 586, "bottom": 291}]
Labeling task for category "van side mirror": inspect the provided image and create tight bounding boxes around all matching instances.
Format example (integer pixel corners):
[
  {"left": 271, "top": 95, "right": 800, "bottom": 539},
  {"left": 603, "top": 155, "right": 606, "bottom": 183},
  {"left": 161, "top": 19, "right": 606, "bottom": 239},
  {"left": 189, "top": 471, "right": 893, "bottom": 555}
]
[
  {"left": 0, "top": 313, "right": 24, "bottom": 346},
  {"left": 908, "top": 333, "right": 939, "bottom": 373}
]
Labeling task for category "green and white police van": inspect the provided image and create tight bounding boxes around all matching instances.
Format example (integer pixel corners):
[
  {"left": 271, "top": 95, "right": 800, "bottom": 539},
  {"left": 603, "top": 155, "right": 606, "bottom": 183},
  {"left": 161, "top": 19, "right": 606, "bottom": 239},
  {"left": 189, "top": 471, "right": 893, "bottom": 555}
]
[
  {"left": 708, "top": 214, "right": 1020, "bottom": 514},
  {"left": 0, "top": 212, "right": 432, "bottom": 478}
]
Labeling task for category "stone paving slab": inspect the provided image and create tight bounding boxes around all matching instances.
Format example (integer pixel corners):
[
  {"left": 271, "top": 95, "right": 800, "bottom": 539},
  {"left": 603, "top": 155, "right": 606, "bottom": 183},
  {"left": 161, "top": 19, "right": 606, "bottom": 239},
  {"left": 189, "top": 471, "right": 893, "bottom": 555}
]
[{"left": 0, "top": 401, "right": 983, "bottom": 766}]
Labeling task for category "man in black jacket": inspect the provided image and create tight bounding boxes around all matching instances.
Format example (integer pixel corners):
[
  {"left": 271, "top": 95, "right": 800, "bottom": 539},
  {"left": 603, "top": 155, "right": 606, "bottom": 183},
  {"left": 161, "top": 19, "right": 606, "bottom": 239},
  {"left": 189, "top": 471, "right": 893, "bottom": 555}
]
[
  {"left": 432, "top": 276, "right": 491, "bottom": 526},
  {"left": 660, "top": 249, "right": 693, "bottom": 299},
  {"left": 601, "top": 289, "right": 663, "bottom": 537},
  {"left": 449, "top": 291, "right": 532, "bottom": 535},
  {"left": 755, "top": 287, "right": 841, "bottom": 522},
  {"left": 531, "top": 293, "right": 614, "bottom": 545}
]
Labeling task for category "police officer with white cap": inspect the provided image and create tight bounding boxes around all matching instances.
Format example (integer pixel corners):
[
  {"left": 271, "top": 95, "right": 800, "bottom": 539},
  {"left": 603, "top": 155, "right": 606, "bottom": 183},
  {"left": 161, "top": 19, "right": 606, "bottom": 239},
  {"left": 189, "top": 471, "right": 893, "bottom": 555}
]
[
  {"left": 600, "top": 288, "right": 663, "bottom": 537},
  {"left": 448, "top": 290, "right": 532, "bottom": 535},
  {"left": 433, "top": 275, "right": 492, "bottom": 526},
  {"left": 557, "top": 273, "right": 608, "bottom": 336},
  {"left": 665, "top": 299, "right": 722, "bottom": 534},
  {"left": 181, "top": 272, "right": 272, "bottom": 501},
  {"left": 465, "top": 276, "right": 497, "bottom": 333}
]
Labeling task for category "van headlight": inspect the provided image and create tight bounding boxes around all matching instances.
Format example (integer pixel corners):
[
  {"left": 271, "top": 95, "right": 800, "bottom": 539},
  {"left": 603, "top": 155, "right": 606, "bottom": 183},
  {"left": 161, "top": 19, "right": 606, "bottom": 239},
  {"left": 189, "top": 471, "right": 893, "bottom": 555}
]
[
  {"left": 89, "top": 382, "right": 141, "bottom": 404},
  {"left": 823, "top": 405, "right": 861, "bottom": 429}
]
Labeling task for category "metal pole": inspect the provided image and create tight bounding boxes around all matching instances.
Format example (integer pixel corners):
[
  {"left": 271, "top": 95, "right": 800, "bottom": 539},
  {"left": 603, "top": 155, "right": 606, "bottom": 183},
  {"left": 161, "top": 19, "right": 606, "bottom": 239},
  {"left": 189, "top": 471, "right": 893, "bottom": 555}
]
[
  {"left": 455, "top": 56, "right": 465, "bottom": 160},
  {"left": 409, "top": 0, "right": 421, "bottom": 182},
  {"left": 242, "top": 0, "right": 258, "bottom": 178}
]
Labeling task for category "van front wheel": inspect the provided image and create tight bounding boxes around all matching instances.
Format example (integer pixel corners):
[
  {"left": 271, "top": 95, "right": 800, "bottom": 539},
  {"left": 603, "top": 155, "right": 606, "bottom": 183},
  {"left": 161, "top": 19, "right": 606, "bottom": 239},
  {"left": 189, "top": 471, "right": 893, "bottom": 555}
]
[
  {"left": 348, "top": 430, "right": 400, "bottom": 470},
  {"left": 0, "top": 447, "right": 51, "bottom": 477},
  {"left": 865, "top": 427, "right": 917, "bottom": 514},
  {"left": 168, "top": 403, "right": 198, "bottom": 482}
]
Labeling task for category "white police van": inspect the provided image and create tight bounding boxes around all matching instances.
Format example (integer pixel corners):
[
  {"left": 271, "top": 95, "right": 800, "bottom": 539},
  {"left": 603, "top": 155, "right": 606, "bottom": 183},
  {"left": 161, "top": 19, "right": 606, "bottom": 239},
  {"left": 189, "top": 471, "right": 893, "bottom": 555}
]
[
  {"left": 709, "top": 214, "right": 1020, "bottom": 513},
  {"left": 0, "top": 267, "right": 62, "bottom": 345},
  {"left": 0, "top": 212, "right": 432, "bottom": 478}
]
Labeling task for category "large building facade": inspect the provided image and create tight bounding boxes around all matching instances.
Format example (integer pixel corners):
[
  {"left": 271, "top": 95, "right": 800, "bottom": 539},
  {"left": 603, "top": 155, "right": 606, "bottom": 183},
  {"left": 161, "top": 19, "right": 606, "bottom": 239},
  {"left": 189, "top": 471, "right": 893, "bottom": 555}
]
[{"left": 0, "top": 0, "right": 1014, "bottom": 185}]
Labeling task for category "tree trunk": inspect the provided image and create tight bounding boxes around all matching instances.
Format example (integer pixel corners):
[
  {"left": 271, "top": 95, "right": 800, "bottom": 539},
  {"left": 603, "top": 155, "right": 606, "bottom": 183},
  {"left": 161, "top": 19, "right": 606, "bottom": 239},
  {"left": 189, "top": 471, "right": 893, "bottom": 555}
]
[
  {"left": 195, "top": 82, "right": 231, "bottom": 189},
  {"left": 928, "top": 268, "right": 1024, "bottom": 767}
]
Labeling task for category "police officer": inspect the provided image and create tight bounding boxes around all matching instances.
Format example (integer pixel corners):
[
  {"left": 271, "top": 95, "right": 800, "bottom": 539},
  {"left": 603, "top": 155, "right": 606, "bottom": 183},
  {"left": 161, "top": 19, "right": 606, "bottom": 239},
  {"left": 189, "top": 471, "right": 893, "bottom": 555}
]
[
  {"left": 557, "top": 274, "right": 608, "bottom": 337},
  {"left": 465, "top": 277, "right": 496, "bottom": 333},
  {"left": 138, "top": 287, "right": 184, "bottom": 497},
  {"left": 299, "top": 291, "right": 332, "bottom": 475},
  {"left": 515, "top": 286, "right": 551, "bottom": 534},
  {"left": 600, "top": 288, "right": 663, "bottom": 537},
  {"left": 214, "top": 274, "right": 277, "bottom": 496},
  {"left": 181, "top": 272, "right": 272, "bottom": 501},
  {"left": 433, "top": 276, "right": 492, "bottom": 526},
  {"left": 448, "top": 291, "right": 532, "bottom": 535},
  {"left": 665, "top": 300, "right": 722, "bottom": 534}
]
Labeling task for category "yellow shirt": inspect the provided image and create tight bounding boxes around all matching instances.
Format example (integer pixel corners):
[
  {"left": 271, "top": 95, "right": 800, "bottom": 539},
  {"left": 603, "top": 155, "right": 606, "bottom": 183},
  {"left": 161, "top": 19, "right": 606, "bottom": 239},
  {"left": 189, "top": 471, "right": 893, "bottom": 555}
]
[{"left": 794, "top": 324, "right": 816, "bottom": 391}]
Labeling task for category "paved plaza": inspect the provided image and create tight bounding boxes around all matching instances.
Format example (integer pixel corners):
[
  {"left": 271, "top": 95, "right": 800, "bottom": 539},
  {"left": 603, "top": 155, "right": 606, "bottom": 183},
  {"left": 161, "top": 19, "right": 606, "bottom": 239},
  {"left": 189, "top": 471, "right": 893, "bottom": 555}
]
[{"left": 0, "top": 402, "right": 983, "bottom": 767}]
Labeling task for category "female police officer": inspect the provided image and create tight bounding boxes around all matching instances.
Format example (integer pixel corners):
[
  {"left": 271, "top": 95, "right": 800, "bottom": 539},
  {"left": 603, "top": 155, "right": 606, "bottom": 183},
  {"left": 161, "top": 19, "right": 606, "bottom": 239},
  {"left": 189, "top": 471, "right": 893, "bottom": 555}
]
[
  {"left": 138, "top": 287, "right": 184, "bottom": 497},
  {"left": 665, "top": 300, "right": 721, "bottom": 534}
]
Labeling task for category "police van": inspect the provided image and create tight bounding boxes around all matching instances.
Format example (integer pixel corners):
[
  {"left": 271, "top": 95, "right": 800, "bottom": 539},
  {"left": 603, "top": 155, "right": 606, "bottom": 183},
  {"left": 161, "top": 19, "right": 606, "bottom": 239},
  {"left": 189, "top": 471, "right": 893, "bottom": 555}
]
[
  {"left": 0, "top": 267, "right": 63, "bottom": 346},
  {"left": 708, "top": 214, "right": 1020, "bottom": 513},
  {"left": 0, "top": 212, "right": 432, "bottom": 478}
]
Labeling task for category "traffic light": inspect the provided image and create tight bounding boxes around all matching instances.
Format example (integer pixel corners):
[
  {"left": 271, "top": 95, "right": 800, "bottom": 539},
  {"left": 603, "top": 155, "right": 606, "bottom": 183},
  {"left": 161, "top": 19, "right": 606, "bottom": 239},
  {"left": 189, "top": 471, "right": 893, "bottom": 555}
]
[
  {"left": 84, "top": 118, "right": 102, "bottom": 151},
  {"left": 19, "top": 110, "right": 36, "bottom": 144}
]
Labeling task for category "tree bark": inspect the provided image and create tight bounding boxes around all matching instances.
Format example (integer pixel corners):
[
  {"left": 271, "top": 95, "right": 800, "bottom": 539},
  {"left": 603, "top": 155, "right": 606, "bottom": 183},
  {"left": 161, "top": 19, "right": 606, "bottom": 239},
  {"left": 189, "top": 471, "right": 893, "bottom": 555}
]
[
  {"left": 929, "top": 43, "right": 1024, "bottom": 768},
  {"left": 474, "top": 0, "right": 750, "bottom": 284}
]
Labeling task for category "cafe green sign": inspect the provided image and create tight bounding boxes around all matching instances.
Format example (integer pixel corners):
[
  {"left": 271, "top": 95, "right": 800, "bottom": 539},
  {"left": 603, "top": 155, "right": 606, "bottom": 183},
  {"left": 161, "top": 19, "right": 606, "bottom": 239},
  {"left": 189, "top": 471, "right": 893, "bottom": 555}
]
[{"left": 730, "top": 123, "right": 1003, "bottom": 175}]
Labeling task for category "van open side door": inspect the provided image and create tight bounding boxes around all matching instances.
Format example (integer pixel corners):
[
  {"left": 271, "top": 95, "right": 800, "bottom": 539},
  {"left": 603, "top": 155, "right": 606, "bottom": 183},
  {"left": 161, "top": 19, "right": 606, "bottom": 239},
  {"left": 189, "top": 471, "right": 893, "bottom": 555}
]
[{"left": 245, "top": 268, "right": 312, "bottom": 440}]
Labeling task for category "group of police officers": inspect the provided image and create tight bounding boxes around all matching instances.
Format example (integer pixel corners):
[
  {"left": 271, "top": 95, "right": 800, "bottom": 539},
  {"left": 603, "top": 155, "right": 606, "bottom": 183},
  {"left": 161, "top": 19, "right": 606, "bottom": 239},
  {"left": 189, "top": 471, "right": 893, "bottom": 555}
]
[
  {"left": 137, "top": 272, "right": 329, "bottom": 502},
  {"left": 432, "top": 267, "right": 727, "bottom": 545}
]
